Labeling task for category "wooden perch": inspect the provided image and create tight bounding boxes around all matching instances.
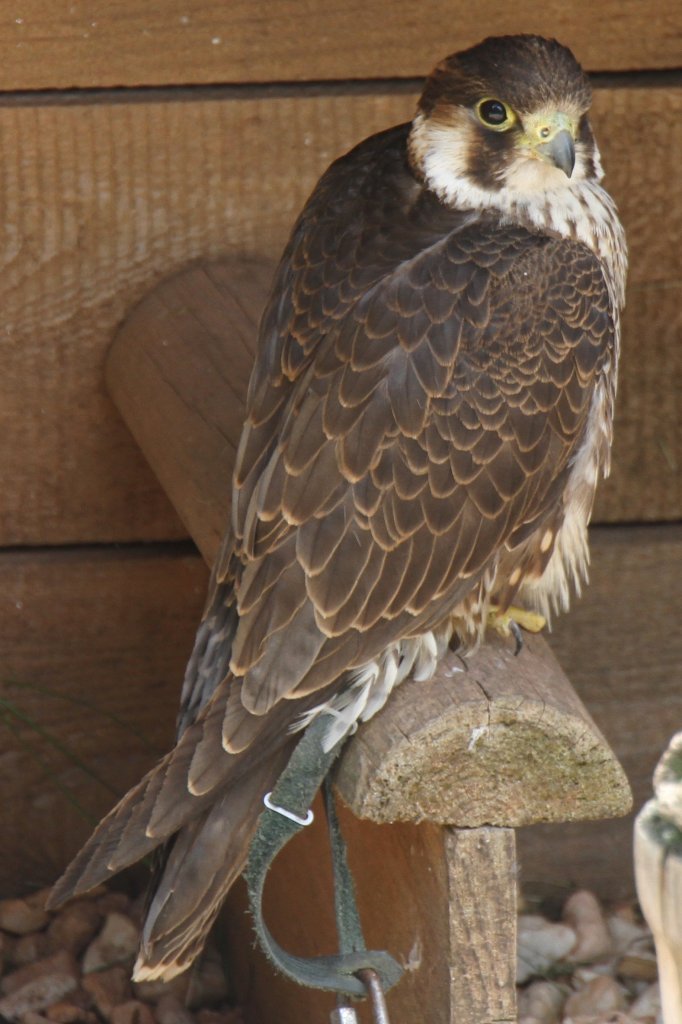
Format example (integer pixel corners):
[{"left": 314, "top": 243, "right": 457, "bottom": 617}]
[{"left": 107, "top": 258, "right": 632, "bottom": 1024}]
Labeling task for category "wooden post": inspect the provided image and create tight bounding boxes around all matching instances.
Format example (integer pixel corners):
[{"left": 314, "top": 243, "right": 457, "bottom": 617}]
[{"left": 106, "top": 258, "right": 632, "bottom": 1024}]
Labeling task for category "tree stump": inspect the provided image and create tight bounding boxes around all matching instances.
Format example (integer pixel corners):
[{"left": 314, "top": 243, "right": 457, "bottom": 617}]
[{"left": 106, "top": 258, "right": 632, "bottom": 1024}]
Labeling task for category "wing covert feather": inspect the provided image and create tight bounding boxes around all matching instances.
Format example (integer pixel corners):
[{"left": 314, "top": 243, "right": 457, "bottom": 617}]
[{"left": 227, "top": 210, "right": 614, "bottom": 719}]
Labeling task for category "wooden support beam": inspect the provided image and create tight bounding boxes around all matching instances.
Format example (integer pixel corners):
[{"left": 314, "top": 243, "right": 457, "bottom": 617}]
[{"left": 106, "top": 259, "right": 632, "bottom": 1024}]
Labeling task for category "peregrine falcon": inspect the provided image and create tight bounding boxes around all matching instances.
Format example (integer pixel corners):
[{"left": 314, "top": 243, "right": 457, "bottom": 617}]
[{"left": 51, "top": 35, "right": 627, "bottom": 979}]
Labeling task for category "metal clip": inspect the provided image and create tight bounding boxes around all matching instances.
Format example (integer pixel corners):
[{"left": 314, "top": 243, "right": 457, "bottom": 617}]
[
  {"left": 357, "top": 968, "right": 392, "bottom": 1024},
  {"left": 263, "top": 791, "right": 314, "bottom": 826},
  {"left": 329, "top": 1006, "right": 359, "bottom": 1023}
]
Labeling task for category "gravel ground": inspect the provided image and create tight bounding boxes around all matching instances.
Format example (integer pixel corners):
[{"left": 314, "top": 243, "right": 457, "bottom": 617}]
[
  {"left": 0, "top": 886, "right": 240, "bottom": 1024},
  {"left": 0, "top": 884, "right": 661, "bottom": 1024},
  {"left": 517, "top": 890, "right": 660, "bottom": 1023}
]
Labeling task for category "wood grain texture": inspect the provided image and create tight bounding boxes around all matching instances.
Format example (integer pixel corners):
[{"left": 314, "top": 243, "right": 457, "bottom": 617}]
[
  {"left": 446, "top": 828, "right": 517, "bottom": 1024},
  {"left": 1, "top": 83, "right": 680, "bottom": 547},
  {"left": 106, "top": 260, "right": 274, "bottom": 562},
  {"left": 0, "top": 1, "right": 680, "bottom": 90},
  {"left": 0, "top": 545, "right": 208, "bottom": 895},
  {"left": 336, "top": 633, "right": 630, "bottom": 826}
]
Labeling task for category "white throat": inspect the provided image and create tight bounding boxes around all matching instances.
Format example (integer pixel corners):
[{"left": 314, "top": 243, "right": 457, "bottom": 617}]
[{"left": 409, "top": 112, "right": 626, "bottom": 307}]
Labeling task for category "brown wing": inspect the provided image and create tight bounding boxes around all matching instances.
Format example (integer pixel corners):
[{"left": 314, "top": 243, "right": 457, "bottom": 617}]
[
  {"left": 50, "top": 125, "right": 615, "bottom": 911},
  {"left": 160, "top": 172, "right": 614, "bottom": 815},
  {"left": 224, "top": 226, "right": 613, "bottom": 719}
]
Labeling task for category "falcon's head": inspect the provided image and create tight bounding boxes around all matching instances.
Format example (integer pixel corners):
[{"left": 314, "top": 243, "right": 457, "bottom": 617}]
[{"left": 409, "top": 35, "right": 601, "bottom": 208}]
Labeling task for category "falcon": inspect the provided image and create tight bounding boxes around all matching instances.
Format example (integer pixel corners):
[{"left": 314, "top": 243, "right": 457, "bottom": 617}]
[{"left": 51, "top": 35, "right": 627, "bottom": 979}]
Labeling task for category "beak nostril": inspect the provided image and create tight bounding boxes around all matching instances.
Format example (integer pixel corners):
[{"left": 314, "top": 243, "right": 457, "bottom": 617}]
[
  {"left": 539, "top": 126, "right": 551, "bottom": 139},
  {"left": 536, "top": 128, "right": 576, "bottom": 177}
]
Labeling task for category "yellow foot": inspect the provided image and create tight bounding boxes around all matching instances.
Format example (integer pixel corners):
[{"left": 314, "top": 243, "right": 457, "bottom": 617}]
[{"left": 488, "top": 605, "right": 547, "bottom": 654}]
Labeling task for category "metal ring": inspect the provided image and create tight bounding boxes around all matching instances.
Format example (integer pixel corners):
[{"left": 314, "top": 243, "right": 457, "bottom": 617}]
[{"left": 263, "top": 791, "right": 314, "bottom": 826}]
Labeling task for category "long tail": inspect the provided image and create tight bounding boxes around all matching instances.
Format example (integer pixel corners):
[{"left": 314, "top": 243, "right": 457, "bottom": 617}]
[
  {"left": 48, "top": 574, "right": 308, "bottom": 978},
  {"left": 133, "top": 748, "right": 291, "bottom": 980},
  {"left": 49, "top": 741, "right": 292, "bottom": 979}
]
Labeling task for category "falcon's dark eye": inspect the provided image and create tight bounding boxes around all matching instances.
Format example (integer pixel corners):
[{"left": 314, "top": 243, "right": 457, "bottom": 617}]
[{"left": 476, "top": 98, "right": 516, "bottom": 131}]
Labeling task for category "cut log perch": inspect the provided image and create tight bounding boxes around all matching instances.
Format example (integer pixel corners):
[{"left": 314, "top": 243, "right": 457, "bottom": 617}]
[{"left": 106, "top": 258, "right": 632, "bottom": 1024}]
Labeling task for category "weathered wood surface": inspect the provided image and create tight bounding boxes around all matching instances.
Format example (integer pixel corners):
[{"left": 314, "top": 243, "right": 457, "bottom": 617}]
[
  {"left": 336, "top": 633, "right": 630, "bottom": 826},
  {"left": 446, "top": 828, "right": 517, "bottom": 1024},
  {"left": 0, "top": 545, "right": 206, "bottom": 894},
  {"left": 1, "top": 84, "right": 681, "bottom": 549},
  {"left": 1, "top": 1, "right": 680, "bottom": 91},
  {"left": 106, "top": 260, "right": 272, "bottom": 562}
]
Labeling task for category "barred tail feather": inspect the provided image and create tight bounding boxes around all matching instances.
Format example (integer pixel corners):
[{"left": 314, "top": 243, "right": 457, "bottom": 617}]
[{"left": 133, "top": 749, "right": 291, "bottom": 980}]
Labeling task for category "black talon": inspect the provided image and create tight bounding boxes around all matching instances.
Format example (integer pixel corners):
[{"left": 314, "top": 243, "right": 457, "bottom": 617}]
[
  {"left": 510, "top": 620, "right": 524, "bottom": 656},
  {"left": 448, "top": 633, "right": 469, "bottom": 671}
]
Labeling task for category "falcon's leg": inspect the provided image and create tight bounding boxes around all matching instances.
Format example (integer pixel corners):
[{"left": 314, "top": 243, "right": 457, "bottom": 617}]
[{"left": 487, "top": 605, "right": 546, "bottom": 655}]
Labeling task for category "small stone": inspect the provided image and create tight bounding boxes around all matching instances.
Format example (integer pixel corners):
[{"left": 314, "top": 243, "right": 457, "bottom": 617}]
[
  {"left": 0, "top": 930, "right": 17, "bottom": 965},
  {"left": 155, "top": 995, "right": 194, "bottom": 1024},
  {"left": 23, "top": 890, "right": 53, "bottom": 914},
  {"left": 95, "top": 893, "right": 133, "bottom": 918},
  {"left": 617, "top": 952, "right": 658, "bottom": 982},
  {"left": 568, "top": 1015, "right": 634, "bottom": 1024},
  {"left": 2, "top": 952, "right": 80, "bottom": 996},
  {"left": 127, "top": 897, "right": 146, "bottom": 927},
  {"left": 21, "top": 1012, "right": 52, "bottom": 1024},
  {"left": 67, "top": 887, "right": 108, "bottom": 903},
  {"left": 571, "top": 964, "right": 614, "bottom": 987},
  {"left": 517, "top": 979, "right": 565, "bottom": 1024},
  {"left": 11, "top": 933, "right": 50, "bottom": 967},
  {"left": 132, "top": 975, "right": 190, "bottom": 1005},
  {"left": 563, "top": 890, "right": 613, "bottom": 963},
  {"left": 185, "top": 947, "right": 228, "bottom": 1009},
  {"left": 82, "top": 967, "right": 132, "bottom": 1020},
  {"left": 610, "top": 901, "right": 640, "bottom": 925},
  {"left": 0, "top": 974, "right": 78, "bottom": 1020},
  {"left": 82, "top": 913, "right": 139, "bottom": 973},
  {"left": 607, "top": 915, "right": 653, "bottom": 958},
  {"left": 195, "top": 1011, "right": 241, "bottom": 1024},
  {"left": 564, "top": 975, "right": 628, "bottom": 1018},
  {"left": 47, "top": 990, "right": 92, "bottom": 1012},
  {"left": 517, "top": 915, "right": 576, "bottom": 984},
  {"left": 110, "top": 1001, "right": 156, "bottom": 1024},
  {"left": 47, "top": 904, "right": 103, "bottom": 957},
  {"left": 629, "top": 980, "right": 661, "bottom": 1019},
  {"left": 45, "top": 999, "right": 99, "bottom": 1024},
  {"left": 0, "top": 899, "right": 49, "bottom": 936}
]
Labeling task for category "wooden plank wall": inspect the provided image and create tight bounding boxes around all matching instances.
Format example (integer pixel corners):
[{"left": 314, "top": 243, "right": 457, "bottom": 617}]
[
  {"left": 1, "top": 1, "right": 680, "bottom": 89},
  {"left": 1, "top": 1, "right": 681, "bottom": 901}
]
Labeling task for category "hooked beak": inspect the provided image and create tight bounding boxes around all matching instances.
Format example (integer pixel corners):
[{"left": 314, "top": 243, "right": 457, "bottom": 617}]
[
  {"left": 536, "top": 128, "right": 576, "bottom": 178},
  {"left": 522, "top": 111, "right": 577, "bottom": 178}
]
